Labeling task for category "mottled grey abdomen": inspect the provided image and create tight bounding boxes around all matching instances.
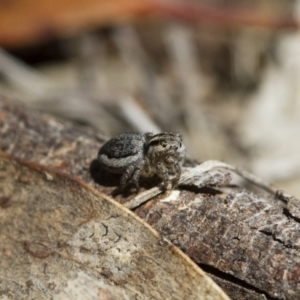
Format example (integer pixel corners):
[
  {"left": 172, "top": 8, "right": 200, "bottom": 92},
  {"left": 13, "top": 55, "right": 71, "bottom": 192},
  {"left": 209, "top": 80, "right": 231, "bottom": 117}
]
[{"left": 98, "top": 133, "right": 145, "bottom": 173}]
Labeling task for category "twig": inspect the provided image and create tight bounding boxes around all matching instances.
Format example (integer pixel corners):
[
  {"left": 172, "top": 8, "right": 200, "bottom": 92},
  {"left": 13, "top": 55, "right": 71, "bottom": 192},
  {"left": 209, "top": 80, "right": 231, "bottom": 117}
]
[
  {"left": 118, "top": 94, "right": 161, "bottom": 133},
  {"left": 125, "top": 160, "right": 278, "bottom": 210},
  {"left": 0, "top": 48, "right": 52, "bottom": 96}
]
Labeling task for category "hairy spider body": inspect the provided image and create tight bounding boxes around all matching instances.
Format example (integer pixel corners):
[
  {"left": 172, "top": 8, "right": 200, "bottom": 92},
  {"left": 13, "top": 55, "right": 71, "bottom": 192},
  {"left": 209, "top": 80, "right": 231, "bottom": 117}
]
[{"left": 98, "top": 132, "right": 185, "bottom": 190}]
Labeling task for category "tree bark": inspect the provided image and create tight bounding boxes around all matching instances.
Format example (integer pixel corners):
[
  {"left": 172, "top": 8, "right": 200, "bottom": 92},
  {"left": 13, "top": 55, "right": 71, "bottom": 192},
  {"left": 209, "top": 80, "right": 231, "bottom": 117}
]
[{"left": 1, "top": 96, "right": 299, "bottom": 300}]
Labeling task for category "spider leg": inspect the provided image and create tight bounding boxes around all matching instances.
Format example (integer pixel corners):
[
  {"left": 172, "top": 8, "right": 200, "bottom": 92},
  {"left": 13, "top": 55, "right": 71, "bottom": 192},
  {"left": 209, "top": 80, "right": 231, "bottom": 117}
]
[
  {"left": 131, "top": 161, "right": 145, "bottom": 190},
  {"left": 156, "top": 162, "right": 171, "bottom": 190},
  {"left": 120, "top": 164, "right": 136, "bottom": 190},
  {"left": 172, "top": 163, "right": 181, "bottom": 187},
  {"left": 120, "top": 160, "right": 145, "bottom": 190}
]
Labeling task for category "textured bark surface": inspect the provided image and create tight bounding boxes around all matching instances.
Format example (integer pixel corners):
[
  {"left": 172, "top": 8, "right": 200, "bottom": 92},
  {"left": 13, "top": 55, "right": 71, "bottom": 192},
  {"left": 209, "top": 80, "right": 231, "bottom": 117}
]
[
  {"left": 135, "top": 190, "right": 300, "bottom": 300},
  {"left": 1, "top": 96, "right": 300, "bottom": 299}
]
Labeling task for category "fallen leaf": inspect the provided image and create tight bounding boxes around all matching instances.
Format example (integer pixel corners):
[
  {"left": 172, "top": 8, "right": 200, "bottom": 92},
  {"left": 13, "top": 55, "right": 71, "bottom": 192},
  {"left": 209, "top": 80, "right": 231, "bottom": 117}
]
[{"left": 0, "top": 152, "right": 229, "bottom": 300}]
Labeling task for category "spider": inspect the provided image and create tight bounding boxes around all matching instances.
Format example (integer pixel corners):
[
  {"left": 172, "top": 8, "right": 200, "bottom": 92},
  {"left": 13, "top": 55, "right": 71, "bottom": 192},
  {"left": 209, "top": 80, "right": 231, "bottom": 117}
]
[{"left": 98, "top": 132, "right": 185, "bottom": 190}]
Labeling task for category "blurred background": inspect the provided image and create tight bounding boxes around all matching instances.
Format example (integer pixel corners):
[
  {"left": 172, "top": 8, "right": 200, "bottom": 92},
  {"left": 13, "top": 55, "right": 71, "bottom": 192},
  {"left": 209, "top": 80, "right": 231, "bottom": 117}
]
[{"left": 0, "top": 0, "right": 299, "bottom": 196}]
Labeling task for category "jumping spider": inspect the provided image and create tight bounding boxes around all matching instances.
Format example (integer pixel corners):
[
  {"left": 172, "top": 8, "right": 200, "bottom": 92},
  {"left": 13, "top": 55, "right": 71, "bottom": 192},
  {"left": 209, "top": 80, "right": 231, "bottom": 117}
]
[{"left": 98, "top": 132, "right": 185, "bottom": 191}]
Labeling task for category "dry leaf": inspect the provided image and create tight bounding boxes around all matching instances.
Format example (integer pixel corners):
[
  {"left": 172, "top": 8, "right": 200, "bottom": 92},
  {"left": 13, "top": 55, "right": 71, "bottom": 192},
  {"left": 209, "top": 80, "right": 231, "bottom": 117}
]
[{"left": 0, "top": 152, "right": 229, "bottom": 300}]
